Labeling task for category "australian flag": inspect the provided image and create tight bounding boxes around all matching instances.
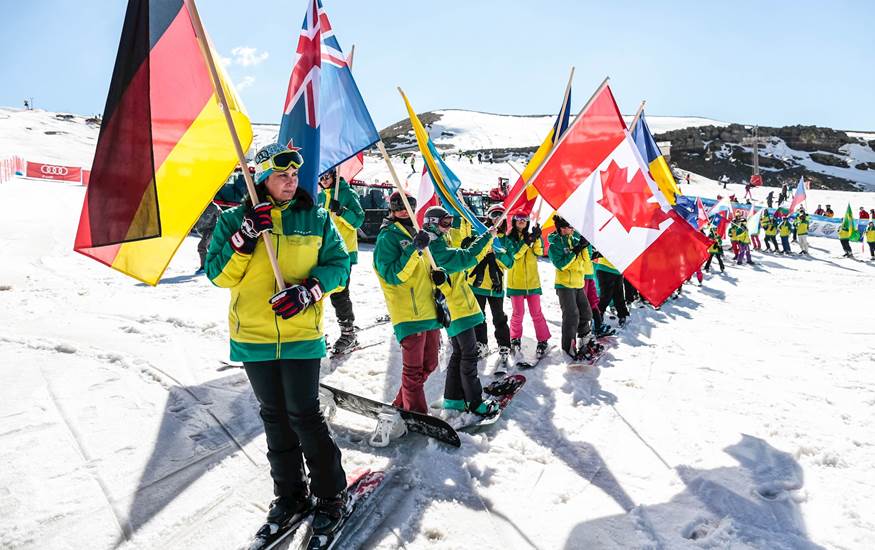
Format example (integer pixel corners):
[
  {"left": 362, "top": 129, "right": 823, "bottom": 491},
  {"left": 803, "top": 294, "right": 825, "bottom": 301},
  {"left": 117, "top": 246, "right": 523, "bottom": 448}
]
[{"left": 278, "top": 0, "right": 379, "bottom": 200}]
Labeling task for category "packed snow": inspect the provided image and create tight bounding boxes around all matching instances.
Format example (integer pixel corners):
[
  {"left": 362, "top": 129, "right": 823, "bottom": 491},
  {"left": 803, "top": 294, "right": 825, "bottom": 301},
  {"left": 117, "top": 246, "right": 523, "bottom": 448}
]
[{"left": 2, "top": 108, "right": 875, "bottom": 550}]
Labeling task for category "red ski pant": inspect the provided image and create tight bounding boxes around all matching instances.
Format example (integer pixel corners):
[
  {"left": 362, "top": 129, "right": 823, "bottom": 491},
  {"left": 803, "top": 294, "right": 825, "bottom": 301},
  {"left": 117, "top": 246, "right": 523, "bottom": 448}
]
[{"left": 393, "top": 329, "right": 441, "bottom": 413}]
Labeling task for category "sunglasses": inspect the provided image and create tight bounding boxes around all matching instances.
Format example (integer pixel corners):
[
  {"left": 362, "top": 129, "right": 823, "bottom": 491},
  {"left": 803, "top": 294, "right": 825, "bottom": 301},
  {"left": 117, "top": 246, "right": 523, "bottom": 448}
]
[
  {"left": 257, "top": 150, "right": 303, "bottom": 174},
  {"left": 438, "top": 217, "right": 454, "bottom": 228}
]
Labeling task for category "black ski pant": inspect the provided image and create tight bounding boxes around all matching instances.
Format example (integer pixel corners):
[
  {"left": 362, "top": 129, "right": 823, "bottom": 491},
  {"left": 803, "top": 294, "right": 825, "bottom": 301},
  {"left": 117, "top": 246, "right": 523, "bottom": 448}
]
[
  {"left": 840, "top": 239, "right": 853, "bottom": 255},
  {"left": 764, "top": 235, "right": 778, "bottom": 251},
  {"left": 556, "top": 287, "right": 592, "bottom": 355},
  {"left": 444, "top": 328, "right": 484, "bottom": 409},
  {"left": 329, "top": 269, "right": 354, "bottom": 324},
  {"left": 869, "top": 242, "right": 875, "bottom": 258},
  {"left": 244, "top": 359, "right": 346, "bottom": 499},
  {"left": 623, "top": 277, "right": 638, "bottom": 305},
  {"left": 597, "top": 271, "right": 630, "bottom": 320},
  {"left": 474, "top": 294, "right": 510, "bottom": 348},
  {"left": 705, "top": 252, "right": 724, "bottom": 271}
]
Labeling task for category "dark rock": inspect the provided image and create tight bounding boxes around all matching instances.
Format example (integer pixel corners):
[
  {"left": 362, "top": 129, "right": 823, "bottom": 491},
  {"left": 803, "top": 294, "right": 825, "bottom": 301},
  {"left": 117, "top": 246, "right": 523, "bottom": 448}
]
[{"left": 809, "top": 152, "right": 849, "bottom": 168}]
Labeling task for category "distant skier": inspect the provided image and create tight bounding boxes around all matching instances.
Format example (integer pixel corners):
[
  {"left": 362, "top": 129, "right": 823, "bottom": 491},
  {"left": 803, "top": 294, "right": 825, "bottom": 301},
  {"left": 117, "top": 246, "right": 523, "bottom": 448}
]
[
  {"left": 749, "top": 213, "right": 762, "bottom": 251},
  {"left": 796, "top": 210, "right": 810, "bottom": 255},
  {"left": 318, "top": 168, "right": 365, "bottom": 354},
  {"left": 728, "top": 218, "right": 753, "bottom": 265},
  {"left": 778, "top": 217, "right": 793, "bottom": 254},
  {"left": 704, "top": 227, "right": 725, "bottom": 272},
  {"left": 205, "top": 143, "right": 350, "bottom": 538},
  {"left": 547, "top": 216, "right": 599, "bottom": 360},
  {"left": 469, "top": 205, "right": 514, "bottom": 363},
  {"left": 865, "top": 221, "right": 875, "bottom": 259},
  {"left": 505, "top": 211, "right": 550, "bottom": 357},
  {"left": 766, "top": 191, "right": 774, "bottom": 208},
  {"left": 838, "top": 216, "right": 855, "bottom": 257},
  {"left": 422, "top": 206, "right": 500, "bottom": 417}
]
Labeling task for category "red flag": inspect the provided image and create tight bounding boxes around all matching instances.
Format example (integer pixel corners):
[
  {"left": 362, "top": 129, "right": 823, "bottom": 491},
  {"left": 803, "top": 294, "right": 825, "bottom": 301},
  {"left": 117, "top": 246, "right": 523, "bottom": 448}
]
[
  {"left": 530, "top": 82, "right": 710, "bottom": 306},
  {"left": 337, "top": 151, "right": 363, "bottom": 182},
  {"left": 696, "top": 196, "right": 708, "bottom": 229}
]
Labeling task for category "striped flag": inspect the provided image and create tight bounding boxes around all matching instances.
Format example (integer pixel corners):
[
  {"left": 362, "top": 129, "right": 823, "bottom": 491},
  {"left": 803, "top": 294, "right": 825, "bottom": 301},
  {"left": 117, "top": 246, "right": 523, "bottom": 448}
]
[
  {"left": 630, "top": 111, "right": 681, "bottom": 205},
  {"left": 73, "top": 0, "right": 252, "bottom": 285}
]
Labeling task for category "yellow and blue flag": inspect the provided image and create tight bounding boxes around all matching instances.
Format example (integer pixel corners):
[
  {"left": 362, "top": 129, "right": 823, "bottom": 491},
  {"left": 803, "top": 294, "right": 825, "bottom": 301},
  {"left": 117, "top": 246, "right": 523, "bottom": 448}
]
[
  {"left": 630, "top": 112, "right": 681, "bottom": 205},
  {"left": 400, "top": 90, "right": 487, "bottom": 234}
]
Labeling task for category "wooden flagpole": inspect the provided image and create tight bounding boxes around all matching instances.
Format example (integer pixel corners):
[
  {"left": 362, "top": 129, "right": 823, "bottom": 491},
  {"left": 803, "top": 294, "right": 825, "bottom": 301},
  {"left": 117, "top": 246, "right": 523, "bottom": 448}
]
[
  {"left": 376, "top": 140, "right": 439, "bottom": 269},
  {"left": 185, "top": 0, "right": 285, "bottom": 289}
]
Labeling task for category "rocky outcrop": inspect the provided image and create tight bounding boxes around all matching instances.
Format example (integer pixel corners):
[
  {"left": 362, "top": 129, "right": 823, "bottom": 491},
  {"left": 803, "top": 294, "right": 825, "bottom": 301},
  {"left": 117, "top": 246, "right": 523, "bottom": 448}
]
[{"left": 809, "top": 152, "right": 850, "bottom": 168}]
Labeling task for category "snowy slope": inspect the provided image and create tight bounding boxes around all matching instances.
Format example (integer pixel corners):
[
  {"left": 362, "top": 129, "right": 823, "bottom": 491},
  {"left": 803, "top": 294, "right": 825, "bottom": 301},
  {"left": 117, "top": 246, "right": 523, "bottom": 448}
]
[{"left": 2, "top": 174, "right": 875, "bottom": 550}]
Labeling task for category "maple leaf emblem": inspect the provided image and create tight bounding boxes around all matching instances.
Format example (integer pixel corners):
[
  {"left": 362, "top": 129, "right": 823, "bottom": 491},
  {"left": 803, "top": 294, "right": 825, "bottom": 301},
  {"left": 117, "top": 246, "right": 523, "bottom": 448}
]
[{"left": 596, "top": 160, "right": 669, "bottom": 232}]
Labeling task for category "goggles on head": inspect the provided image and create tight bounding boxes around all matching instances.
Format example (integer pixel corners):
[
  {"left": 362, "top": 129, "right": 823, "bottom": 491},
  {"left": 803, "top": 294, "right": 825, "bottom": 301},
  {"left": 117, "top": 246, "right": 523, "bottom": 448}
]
[
  {"left": 257, "top": 150, "right": 303, "bottom": 175},
  {"left": 487, "top": 209, "right": 504, "bottom": 219}
]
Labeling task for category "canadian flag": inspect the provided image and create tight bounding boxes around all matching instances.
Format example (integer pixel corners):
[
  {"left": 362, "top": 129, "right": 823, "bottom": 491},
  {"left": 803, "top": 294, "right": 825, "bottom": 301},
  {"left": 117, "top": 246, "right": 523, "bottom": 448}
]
[{"left": 531, "top": 82, "right": 711, "bottom": 306}]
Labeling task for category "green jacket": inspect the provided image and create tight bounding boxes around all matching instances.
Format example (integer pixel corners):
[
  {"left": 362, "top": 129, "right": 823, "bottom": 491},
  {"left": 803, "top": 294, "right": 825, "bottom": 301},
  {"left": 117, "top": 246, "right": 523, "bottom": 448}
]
[
  {"left": 318, "top": 177, "right": 364, "bottom": 264},
  {"left": 373, "top": 219, "right": 441, "bottom": 342},
  {"left": 206, "top": 198, "right": 350, "bottom": 362},
  {"left": 429, "top": 231, "right": 492, "bottom": 337},
  {"left": 548, "top": 232, "right": 589, "bottom": 289}
]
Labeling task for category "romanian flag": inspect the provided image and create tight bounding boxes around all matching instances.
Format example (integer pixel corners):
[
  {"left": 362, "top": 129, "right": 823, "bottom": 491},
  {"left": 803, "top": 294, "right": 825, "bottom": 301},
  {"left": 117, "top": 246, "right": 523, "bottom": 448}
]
[
  {"left": 74, "top": 0, "right": 252, "bottom": 285},
  {"left": 400, "top": 89, "right": 487, "bottom": 234},
  {"left": 504, "top": 85, "right": 572, "bottom": 216},
  {"left": 630, "top": 111, "right": 681, "bottom": 205}
]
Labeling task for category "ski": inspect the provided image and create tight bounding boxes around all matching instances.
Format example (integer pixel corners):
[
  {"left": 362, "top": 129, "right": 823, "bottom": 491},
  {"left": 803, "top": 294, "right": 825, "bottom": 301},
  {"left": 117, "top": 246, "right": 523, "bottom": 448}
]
[
  {"left": 303, "top": 469, "right": 386, "bottom": 550},
  {"left": 241, "top": 503, "right": 313, "bottom": 550},
  {"left": 353, "top": 315, "right": 391, "bottom": 333},
  {"left": 319, "top": 383, "right": 461, "bottom": 447},
  {"left": 329, "top": 340, "right": 381, "bottom": 358}
]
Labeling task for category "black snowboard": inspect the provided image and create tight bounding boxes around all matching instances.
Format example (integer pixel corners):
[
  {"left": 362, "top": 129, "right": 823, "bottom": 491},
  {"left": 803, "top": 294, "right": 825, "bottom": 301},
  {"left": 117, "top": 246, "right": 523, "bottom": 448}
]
[{"left": 319, "top": 383, "right": 461, "bottom": 447}]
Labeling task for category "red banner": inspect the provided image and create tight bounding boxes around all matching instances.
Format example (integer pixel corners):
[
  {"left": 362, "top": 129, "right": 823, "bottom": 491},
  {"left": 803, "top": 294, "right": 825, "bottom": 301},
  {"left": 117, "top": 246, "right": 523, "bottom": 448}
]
[
  {"left": 25, "top": 161, "right": 82, "bottom": 182},
  {"left": 750, "top": 174, "right": 763, "bottom": 187},
  {"left": 1, "top": 156, "right": 25, "bottom": 183}
]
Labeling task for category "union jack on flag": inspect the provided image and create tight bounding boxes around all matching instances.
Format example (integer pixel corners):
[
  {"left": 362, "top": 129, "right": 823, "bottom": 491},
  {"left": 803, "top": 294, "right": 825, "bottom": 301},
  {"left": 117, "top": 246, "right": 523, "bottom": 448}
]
[{"left": 278, "top": 0, "right": 378, "bottom": 200}]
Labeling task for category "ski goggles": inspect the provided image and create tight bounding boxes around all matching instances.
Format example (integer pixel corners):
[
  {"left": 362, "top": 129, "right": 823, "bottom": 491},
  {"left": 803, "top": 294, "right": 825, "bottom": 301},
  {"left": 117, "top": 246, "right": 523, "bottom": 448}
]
[
  {"left": 487, "top": 209, "right": 505, "bottom": 219},
  {"left": 437, "top": 217, "right": 454, "bottom": 228},
  {"left": 256, "top": 150, "right": 303, "bottom": 174},
  {"left": 512, "top": 213, "right": 529, "bottom": 222}
]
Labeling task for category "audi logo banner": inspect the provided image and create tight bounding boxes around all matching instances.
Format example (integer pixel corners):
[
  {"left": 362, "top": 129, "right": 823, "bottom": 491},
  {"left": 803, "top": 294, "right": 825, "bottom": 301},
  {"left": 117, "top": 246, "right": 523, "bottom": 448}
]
[{"left": 26, "top": 161, "right": 83, "bottom": 182}]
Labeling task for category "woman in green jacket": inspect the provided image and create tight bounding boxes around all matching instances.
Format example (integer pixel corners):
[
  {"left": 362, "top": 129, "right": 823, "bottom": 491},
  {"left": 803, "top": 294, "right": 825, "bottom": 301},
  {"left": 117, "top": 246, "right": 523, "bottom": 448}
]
[
  {"left": 206, "top": 143, "right": 349, "bottom": 538},
  {"left": 422, "top": 206, "right": 500, "bottom": 417}
]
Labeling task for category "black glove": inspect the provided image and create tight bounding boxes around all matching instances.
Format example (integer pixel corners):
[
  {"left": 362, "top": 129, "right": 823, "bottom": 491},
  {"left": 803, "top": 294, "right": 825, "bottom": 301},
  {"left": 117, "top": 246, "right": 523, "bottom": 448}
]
[
  {"left": 328, "top": 199, "right": 343, "bottom": 216},
  {"left": 430, "top": 268, "right": 447, "bottom": 286},
  {"left": 571, "top": 238, "right": 587, "bottom": 254},
  {"left": 230, "top": 202, "right": 272, "bottom": 254},
  {"left": 530, "top": 224, "right": 542, "bottom": 240},
  {"left": 269, "top": 278, "right": 323, "bottom": 320},
  {"left": 460, "top": 235, "right": 475, "bottom": 248},
  {"left": 413, "top": 229, "right": 434, "bottom": 251}
]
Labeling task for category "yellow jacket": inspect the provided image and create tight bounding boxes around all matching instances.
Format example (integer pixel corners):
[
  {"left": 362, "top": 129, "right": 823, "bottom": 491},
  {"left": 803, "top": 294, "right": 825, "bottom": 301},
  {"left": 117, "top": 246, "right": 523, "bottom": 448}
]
[
  {"left": 206, "top": 198, "right": 350, "bottom": 361},
  {"left": 429, "top": 231, "right": 492, "bottom": 337},
  {"left": 318, "top": 178, "right": 364, "bottom": 264},
  {"left": 547, "top": 232, "right": 587, "bottom": 289},
  {"left": 506, "top": 234, "right": 543, "bottom": 296}
]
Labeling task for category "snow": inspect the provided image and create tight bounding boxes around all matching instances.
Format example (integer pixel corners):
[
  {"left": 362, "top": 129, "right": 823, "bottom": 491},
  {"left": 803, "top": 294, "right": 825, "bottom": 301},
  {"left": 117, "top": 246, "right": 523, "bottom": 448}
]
[{"left": 2, "top": 107, "right": 875, "bottom": 549}]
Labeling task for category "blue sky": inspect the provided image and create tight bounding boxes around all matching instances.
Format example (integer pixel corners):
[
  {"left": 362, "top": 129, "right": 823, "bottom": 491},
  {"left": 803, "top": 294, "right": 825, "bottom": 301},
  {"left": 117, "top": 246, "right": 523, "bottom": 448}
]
[{"left": 2, "top": 1, "right": 874, "bottom": 130}]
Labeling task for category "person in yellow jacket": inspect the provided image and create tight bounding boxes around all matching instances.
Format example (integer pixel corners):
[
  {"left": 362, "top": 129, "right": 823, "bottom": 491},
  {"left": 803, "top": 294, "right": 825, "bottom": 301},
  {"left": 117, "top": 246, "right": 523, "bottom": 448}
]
[
  {"left": 547, "top": 215, "right": 599, "bottom": 361},
  {"left": 795, "top": 210, "right": 810, "bottom": 255},
  {"left": 865, "top": 221, "right": 875, "bottom": 260},
  {"left": 421, "top": 206, "right": 500, "bottom": 417},
  {"left": 777, "top": 217, "right": 793, "bottom": 255},
  {"left": 506, "top": 210, "right": 550, "bottom": 357},
  {"left": 469, "top": 205, "right": 515, "bottom": 364},
  {"left": 206, "top": 143, "right": 348, "bottom": 534},
  {"left": 728, "top": 219, "right": 754, "bottom": 264},
  {"left": 317, "top": 169, "right": 365, "bottom": 354}
]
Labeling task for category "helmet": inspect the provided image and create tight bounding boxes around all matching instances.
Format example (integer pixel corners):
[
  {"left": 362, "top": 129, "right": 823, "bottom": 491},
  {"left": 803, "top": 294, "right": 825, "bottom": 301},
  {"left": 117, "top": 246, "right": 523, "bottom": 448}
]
[
  {"left": 254, "top": 143, "right": 304, "bottom": 185},
  {"left": 423, "top": 206, "right": 453, "bottom": 229},
  {"left": 389, "top": 191, "right": 415, "bottom": 212}
]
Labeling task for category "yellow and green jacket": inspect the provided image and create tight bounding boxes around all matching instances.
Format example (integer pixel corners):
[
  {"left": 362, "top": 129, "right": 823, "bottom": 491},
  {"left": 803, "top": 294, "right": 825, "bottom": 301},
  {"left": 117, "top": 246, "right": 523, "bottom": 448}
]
[
  {"left": 796, "top": 215, "right": 809, "bottom": 235},
  {"left": 729, "top": 223, "right": 751, "bottom": 244},
  {"left": 429, "top": 231, "right": 492, "bottom": 337},
  {"left": 778, "top": 220, "right": 792, "bottom": 238},
  {"left": 469, "top": 233, "right": 514, "bottom": 298},
  {"left": 593, "top": 253, "right": 619, "bottom": 275},
  {"left": 763, "top": 218, "right": 777, "bottom": 236},
  {"left": 506, "top": 233, "right": 543, "bottom": 296},
  {"left": 865, "top": 225, "right": 875, "bottom": 243},
  {"left": 708, "top": 233, "right": 723, "bottom": 254},
  {"left": 448, "top": 216, "right": 473, "bottom": 248},
  {"left": 373, "top": 219, "right": 442, "bottom": 342},
  {"left": 206, "top": 198, "right": 350, "bottom": 362},
  {"left": 838, "top": 224, "right": 853, "bottom": 239},
  {"left": 547, "top": 232, "right": 589, "bottom": 289},
  {"left": 318, "top": 177, "right": 364, "bottom": 264}
]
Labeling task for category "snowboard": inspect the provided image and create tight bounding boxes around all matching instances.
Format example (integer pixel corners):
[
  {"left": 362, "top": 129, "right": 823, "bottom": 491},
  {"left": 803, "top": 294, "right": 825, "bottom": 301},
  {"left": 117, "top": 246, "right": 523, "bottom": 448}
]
[
  {"left": 456, "top": 374, "right": 526, "bottom": 430},
  {"left": 514, "top": 345, "right": 554, "bottom": 370},
  {"left": 319, "top": 383, "right": 461, "bottom": 448},
  {"left": 302, "top": 469, "right": 386, "bottom": 550}
]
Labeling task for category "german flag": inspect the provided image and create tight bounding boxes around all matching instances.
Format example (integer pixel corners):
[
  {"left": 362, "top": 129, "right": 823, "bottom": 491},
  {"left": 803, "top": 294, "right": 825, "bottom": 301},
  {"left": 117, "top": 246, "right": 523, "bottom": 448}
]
[{"left": 74, "top": 0, "right": 252, "bottom": 285}]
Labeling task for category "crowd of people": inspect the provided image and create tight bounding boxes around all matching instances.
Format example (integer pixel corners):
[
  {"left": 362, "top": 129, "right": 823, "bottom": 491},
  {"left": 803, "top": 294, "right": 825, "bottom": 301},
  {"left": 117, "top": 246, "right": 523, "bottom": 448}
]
[{"left": 201, "top": 143, "right": 874, "bottom": 539}]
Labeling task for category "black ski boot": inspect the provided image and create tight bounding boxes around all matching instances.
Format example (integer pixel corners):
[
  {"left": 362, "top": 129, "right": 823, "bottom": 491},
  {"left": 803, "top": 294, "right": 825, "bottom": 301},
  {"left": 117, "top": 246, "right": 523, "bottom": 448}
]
[
  {"left": 312, "top": 490, "right": 349, "bottom": 536},
  {"left": 535, "top": 340, "right": 549, "bottom": 357},
  {"left": 248, "top": 493, "right": 314, "bottom": 550},
  {"left": 331, "top": 321, "right": 358, "bottom": 355},
  {"left": 510, "top": 338, "right": 522, "bottom": 355}
]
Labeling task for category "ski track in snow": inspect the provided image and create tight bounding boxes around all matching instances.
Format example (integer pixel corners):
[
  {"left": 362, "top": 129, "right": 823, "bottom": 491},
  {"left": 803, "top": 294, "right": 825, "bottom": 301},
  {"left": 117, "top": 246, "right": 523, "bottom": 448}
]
[{"left": 2, "top": 110, "right": 875, "bottom": 548}]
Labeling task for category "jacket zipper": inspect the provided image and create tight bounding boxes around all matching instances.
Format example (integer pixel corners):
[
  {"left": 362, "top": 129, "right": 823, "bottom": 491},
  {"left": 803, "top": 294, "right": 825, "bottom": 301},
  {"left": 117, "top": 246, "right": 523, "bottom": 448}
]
[{"left": 410, "top": 287, "right": 419, "bottom": 316}]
